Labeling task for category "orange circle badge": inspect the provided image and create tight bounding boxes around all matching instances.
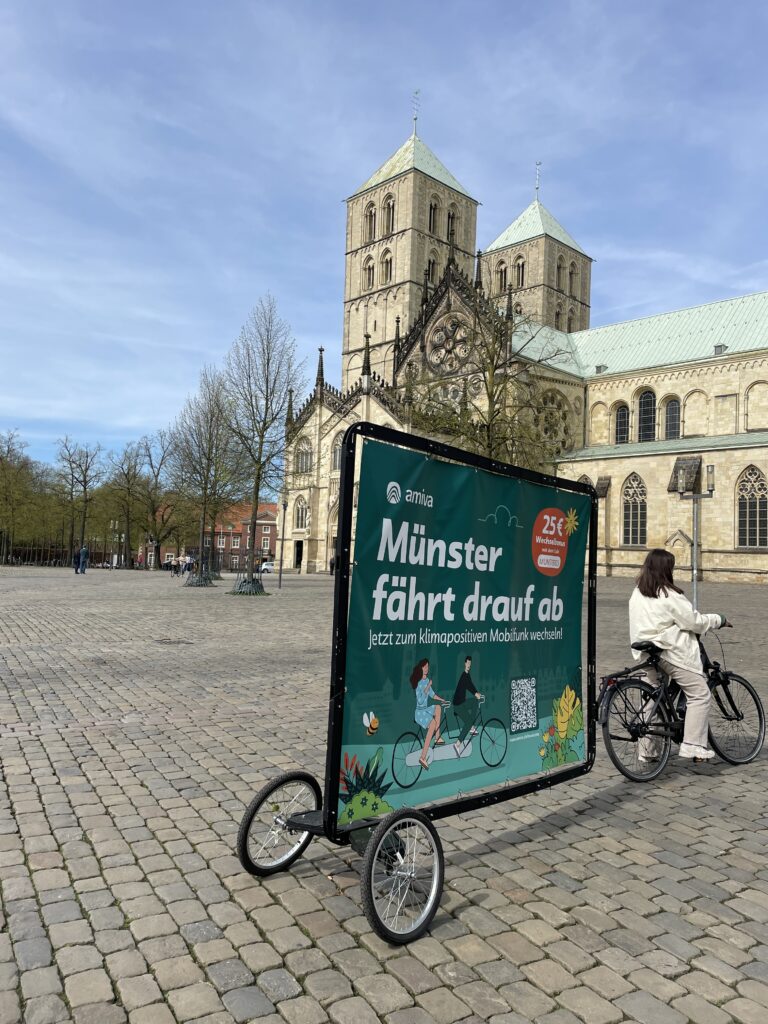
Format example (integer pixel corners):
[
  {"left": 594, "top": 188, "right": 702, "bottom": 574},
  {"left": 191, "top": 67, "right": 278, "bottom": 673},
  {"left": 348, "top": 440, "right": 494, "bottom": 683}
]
[{"left": 532, "top": 507, "right": 569, "bottom": 576}]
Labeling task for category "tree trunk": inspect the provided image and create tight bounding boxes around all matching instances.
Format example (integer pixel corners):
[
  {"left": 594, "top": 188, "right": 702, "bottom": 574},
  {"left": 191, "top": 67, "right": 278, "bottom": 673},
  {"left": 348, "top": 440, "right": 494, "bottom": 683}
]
[
  {"left": 246, "top": 473, "right": 262, "bottom": 583},
  {"left": 153, "top": 541, "right": 161, "bottom": 569}
]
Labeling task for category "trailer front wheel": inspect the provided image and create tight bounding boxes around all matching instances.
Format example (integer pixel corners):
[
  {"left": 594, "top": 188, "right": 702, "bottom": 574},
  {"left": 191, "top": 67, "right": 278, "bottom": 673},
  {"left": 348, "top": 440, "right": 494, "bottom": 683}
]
[
  {"left": 237, "top": 771, "right": 321, "bottom": 877},
  {"left": 360, "top": 808, "right": 443, "bottom": 944}
]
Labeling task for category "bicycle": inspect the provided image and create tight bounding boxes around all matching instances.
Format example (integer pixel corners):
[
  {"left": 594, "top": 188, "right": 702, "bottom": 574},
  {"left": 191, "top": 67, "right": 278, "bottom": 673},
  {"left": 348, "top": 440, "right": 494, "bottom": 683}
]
[
  {"left": 391, "top": 696, "right": 508, "bottom": 789},
  {"left": 598, "top": 633, "right": 765, "bottom": 782}
]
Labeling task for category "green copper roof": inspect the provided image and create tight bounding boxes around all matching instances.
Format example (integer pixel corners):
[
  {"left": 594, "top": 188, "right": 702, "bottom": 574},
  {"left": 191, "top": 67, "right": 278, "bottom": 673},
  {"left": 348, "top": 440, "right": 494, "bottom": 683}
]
[
  {"left": 485, "top": 199, "right": 587, "bottom": 255},
  {"left": 561, "top": 429, "right": 768, "bottom": 463},
  {"left": 354, "top": 131, "right": 474, "bottom": 199},
  {"left": 572, "top": 290, "right": 768, "bottom": 377}
]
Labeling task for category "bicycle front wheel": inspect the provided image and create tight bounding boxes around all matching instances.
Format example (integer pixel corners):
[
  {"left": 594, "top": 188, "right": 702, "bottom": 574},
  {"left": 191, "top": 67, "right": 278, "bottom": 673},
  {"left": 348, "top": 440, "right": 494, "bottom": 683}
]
[
  {"left": 602, "top": 679, "right": 672, "bottom": 782},
  {"left": 480, "top": 718, "right": 508, "bottom": 767},
  {"left": 708, "top": 673, "right": 765, "bottom": 764},
  {"left": 392, "top": 732, "right": 423, "bottom": 789}
]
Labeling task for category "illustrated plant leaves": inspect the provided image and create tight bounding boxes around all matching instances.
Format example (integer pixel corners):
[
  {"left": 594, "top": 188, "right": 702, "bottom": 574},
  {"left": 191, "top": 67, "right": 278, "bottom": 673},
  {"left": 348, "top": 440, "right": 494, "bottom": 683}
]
[
  {"left": 556, "top": 685, "right": 577, "bottom": 739},
  {"left": 566, "top": 701, "right": 584, "bottom": 739}
]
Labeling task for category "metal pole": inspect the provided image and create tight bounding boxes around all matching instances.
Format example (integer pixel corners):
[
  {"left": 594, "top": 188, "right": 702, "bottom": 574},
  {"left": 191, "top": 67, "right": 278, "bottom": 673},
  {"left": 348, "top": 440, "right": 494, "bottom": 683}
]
[
  {"left": 278, "top": 500, "right": 288, "bottom": 590},
  {"left": 692, "top": 497, "right": 699, "bottom": 610}
]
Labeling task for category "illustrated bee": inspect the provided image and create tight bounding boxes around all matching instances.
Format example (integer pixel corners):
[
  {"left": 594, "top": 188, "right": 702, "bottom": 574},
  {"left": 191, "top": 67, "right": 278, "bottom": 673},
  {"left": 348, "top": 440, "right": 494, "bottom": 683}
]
[{"left": 363, "top": 711, "right": 379, "bottom": 736}]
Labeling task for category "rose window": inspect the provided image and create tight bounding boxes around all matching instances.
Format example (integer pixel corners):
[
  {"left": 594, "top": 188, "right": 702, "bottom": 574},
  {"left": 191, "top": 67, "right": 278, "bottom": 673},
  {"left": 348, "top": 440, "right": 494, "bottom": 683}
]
[{"left": 427, "top": 317, "right": 470, "bottom": 373}]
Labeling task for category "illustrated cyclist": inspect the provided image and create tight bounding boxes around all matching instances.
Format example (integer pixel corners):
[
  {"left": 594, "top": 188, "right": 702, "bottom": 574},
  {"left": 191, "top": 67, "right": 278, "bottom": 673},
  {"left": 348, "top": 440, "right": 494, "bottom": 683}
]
[
  {"left": 452, "top": 655, "right": 484, "bottom": 755},
  {"left": 629, "top": 548, "right": 731, "bottom": 763}
]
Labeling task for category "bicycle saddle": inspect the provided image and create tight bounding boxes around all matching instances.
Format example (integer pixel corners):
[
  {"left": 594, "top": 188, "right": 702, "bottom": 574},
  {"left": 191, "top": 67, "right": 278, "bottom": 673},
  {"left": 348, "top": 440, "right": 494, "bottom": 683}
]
[{"left": 631, "top": 641, "right": 662, "bottom": 654}]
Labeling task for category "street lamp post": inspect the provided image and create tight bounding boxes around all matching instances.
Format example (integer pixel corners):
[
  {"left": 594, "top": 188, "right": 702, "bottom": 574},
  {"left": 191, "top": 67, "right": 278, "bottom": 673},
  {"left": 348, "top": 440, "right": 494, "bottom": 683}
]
[
  {"left": 677, "top": 464, "right": 715, "bottom": 609},
  {"left": 278, "top": 498, "right": 288, "bottom": 590}
]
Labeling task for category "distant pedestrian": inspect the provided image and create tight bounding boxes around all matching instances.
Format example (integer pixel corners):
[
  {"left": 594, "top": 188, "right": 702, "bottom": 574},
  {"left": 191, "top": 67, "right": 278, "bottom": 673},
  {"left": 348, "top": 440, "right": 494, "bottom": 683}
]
[
  {"left": 73, "top": 548, "right": 79, "bottom": 574},
  {"left": 78, "top": 545, "right": 89, "bottom": 575},
  {"left": 329, "top": 555, "right": 335, "bottom": 576}
]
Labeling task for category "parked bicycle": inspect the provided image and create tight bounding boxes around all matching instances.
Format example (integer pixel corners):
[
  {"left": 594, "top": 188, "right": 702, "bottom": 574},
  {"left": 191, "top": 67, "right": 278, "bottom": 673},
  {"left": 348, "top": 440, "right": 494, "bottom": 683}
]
[
  {"left": 391, "top": 696, "right": 508, "bottom": 789},
  {"left": 599, "top": 633, "right": 765, "bottom": 781}
]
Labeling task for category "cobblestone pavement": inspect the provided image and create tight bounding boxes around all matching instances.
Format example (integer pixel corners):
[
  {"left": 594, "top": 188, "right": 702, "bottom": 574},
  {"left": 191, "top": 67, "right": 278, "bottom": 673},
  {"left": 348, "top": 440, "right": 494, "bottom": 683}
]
[{"left": 0, "top": 567, "right": 766, "bottom": 1024}]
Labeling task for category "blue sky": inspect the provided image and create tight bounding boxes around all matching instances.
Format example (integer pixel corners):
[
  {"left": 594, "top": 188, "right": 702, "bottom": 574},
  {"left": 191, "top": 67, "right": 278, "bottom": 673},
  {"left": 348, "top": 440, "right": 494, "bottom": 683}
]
[{"left": 2, "top": 1, "right": 767, "bottom": 462}]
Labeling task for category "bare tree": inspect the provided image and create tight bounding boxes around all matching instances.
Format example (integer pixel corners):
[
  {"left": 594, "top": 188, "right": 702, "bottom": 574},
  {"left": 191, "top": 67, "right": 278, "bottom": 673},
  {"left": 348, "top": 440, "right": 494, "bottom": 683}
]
[
  {"left": 0, "top": 431, "right": 32, "bottom": 564},
  {"left": 171, "top": 366, "right": 247, "bottom": 584},
  {"left": 223, "top": 295, "right": 304, "bottom": 587},
  {"left": 140, "top": 429, "right": 186, "bottom": 569},
  {"left": 109, "top": 443, "right": 144, "bottom": 568},
  {"left": 56, "top": 437, "right": 104, "bottom": 555}
]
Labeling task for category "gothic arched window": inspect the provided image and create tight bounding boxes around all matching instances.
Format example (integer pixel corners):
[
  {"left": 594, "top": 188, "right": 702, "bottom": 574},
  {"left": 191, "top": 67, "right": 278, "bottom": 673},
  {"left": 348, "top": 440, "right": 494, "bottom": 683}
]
[
  {"left": 496, "top": 261, "right": 508, "bottom": 294},
  {"left": 295, "top": 442, "right": 313, "bottom": 475},
  {"left": 331, "top": 433, "right": 344, "bottom": 473},
  {"left": 428, "top": 252, "right": 438, "bottom": 284},
  {"left": 383, "top": 195, "right": 395, "bottom": 235},
  {"left": 554, "top": 307, "right": 562, "bottom": 330},
  {"left": 567, "top": 308, "right": 574, "bottom": 332},
  {"left": 556, "top": 257, "right": 565, "bottom": 291},
  {"left": 294, "top": 497, "right": 308, "bottom": 530},
  {"left": 638, "top": 390, "right": 656, "bottom": 442},
  {"left": 515, "top": 256, "right": 526, "bottom": 288},
  {"left": 381, "top": 250, "right": 392, "bottom": 285},
  {"left": 364, "top": 203, "right": 376, "bottom": 243},
  {"left": 363, "top": 257, "right": 374, "bottom": 291},
  {"left": 446, "top": 206, "right": 457, "bottom": 242},
  {"left": 615, "top": 404, "right": 629, "bottom": 444},
  {"left": 737, "top": 465, "right": 768, "bottom": 547},
  {"left": 665, "top": 398, "right": 681, "bottom": 440},
  {"left": 514, "top": 303, "right": 522, "bottom": 315},
  {"left": 622, "top": 473, "right": 647, "bottom": 547},
  {"left": 428, "top": 198, "right": 440, "bottom": 235},
  {"left": 569, "top": 262, "right": 577, "bottom": 297}
]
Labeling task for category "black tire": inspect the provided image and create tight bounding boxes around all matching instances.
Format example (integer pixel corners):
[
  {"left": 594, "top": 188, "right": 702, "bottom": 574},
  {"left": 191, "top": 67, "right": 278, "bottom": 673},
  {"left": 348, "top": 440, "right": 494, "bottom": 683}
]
[
  {"left": 237, "top": 771, "right": 321, "bottom": 877},
  {"left": 360, "top": 808, "right": 444, "bottom": 945},
  {"left": 708, "top": 673, "right": 766, "bottom": 765},
  {"left": 602, "top": 678, "right": 672, "bottom": 782},
  {"left": 391, "top": 731, "right": 423, "bottom": 789},
  {"left": 480, "top": 718, "right": 508, "bottom": 767}
]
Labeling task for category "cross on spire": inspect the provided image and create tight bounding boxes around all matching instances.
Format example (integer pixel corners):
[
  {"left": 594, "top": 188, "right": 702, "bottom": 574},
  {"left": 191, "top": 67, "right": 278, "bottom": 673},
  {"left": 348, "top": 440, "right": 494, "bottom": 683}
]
[{"left": 535, "top": 161, "right": 542, "bottom": 200}]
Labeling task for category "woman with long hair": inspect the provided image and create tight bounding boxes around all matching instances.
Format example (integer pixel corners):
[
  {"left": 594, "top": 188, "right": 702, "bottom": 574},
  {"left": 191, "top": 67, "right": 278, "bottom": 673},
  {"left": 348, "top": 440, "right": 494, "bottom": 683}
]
[
  {"left": 629, "top": 548, "right": 730, "bottom": 761},
  {"left": 410, "top": 658, "right": 449, "bottom": 771}
]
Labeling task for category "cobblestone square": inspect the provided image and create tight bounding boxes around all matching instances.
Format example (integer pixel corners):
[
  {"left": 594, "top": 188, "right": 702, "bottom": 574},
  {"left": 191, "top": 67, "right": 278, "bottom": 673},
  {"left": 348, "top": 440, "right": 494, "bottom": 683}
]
[{"left": 0, "top": 567, "right": 766, "bottom": 1023}]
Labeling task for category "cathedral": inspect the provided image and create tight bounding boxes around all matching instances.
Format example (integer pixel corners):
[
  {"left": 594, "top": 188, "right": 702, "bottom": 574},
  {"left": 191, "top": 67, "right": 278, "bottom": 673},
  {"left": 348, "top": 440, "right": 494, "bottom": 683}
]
[{"left": 284, "top": 127, "right": 768, "bottom": 583}]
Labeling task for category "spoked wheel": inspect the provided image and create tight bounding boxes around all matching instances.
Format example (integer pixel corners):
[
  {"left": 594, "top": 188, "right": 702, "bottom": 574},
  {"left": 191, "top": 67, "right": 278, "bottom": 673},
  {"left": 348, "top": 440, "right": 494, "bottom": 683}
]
[
  {"left": 708, "top": 673, "right": 766, "bottom": 764},
  {"left": 602, "top": 679, "right": 672, "bottom": 782},
  {"left": 480, "top": 718, "right": 508, "bottom": 767},
  {"left": 237, "top": 771, "right": 321, "bottom": 877},
  {"left": 361, "top": 808, "right": 444, "bottom": 944},
  {"left": 391, "top": 731, "right": 423, "bottom": 789}
]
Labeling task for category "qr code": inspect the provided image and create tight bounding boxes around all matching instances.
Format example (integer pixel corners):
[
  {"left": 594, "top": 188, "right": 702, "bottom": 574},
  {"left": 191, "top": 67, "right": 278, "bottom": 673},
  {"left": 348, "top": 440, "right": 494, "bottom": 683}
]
[{"left": 510, "top": 677, "right": 537, "bottom": 733}]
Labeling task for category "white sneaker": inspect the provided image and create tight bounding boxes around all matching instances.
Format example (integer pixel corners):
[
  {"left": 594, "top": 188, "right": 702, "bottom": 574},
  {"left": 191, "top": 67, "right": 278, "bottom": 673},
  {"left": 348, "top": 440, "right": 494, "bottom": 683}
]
[
  {"left": 638, "top": 753, "right": 660, "bottom": 764},
  {"left": 679, "top": 742, "right": 715, "bottom": 760}
]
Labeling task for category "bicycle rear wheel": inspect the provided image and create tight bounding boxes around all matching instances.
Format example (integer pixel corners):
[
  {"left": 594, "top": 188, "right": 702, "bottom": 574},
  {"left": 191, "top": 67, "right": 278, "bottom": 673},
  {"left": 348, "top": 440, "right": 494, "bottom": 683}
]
[
  {"left": 708, "top": 673, "right": 765, "bottom": 764},
  {"left": 602, "top": 678, "right": 672, "bottom": 782}
]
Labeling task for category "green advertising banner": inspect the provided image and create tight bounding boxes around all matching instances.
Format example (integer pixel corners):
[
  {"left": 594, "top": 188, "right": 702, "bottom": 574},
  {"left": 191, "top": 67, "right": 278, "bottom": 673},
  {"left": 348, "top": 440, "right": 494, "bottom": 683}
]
[{"left": 335, "top": 436, "right": 592, "bottom": 829}]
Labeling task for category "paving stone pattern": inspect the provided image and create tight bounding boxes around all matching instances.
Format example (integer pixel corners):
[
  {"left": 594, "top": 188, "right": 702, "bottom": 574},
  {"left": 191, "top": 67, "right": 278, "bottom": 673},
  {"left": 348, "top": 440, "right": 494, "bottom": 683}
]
[{"left": 0, "top": 567, "right": 766, "bottom": 1023}]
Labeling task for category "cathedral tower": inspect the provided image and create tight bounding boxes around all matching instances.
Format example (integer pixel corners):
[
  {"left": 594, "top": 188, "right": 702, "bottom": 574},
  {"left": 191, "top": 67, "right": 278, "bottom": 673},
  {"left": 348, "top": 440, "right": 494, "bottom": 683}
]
[
  {"left": 342, "top": 127, "right": 478, "bottom": 389},
  {"left": 481, "top": 199, "right": 592, "bottom": 332}
]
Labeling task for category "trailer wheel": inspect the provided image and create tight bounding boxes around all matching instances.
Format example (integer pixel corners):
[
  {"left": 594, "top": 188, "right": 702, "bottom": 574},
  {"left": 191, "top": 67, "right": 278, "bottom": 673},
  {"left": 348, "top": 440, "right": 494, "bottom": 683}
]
[
  {"left": 237, "top": 771, "right": 321, "bottom": 877},
  {"left": 360, "top": 808, "right": 443, "bottom": 944}
]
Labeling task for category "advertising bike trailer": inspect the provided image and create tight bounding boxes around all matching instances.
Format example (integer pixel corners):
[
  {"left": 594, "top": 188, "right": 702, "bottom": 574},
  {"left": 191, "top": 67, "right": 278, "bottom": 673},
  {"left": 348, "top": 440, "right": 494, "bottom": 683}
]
[{"left": 237, "top": 422, "right": 597, "bottom": 944}]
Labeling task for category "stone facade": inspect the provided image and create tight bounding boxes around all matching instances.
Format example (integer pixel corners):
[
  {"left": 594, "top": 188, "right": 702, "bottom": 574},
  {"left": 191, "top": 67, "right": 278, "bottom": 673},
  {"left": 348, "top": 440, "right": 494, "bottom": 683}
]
[{"left": 285, "top": 129, "right": 768, "bottom": 582}]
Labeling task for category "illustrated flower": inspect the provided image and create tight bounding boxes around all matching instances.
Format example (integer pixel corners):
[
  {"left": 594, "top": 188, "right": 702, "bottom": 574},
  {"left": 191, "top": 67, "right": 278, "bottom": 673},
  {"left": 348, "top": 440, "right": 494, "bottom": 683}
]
[
  {"left": 554, "top": 743, "right": 560, "bottom": 752},
  {"left": 556, "top": 686, "right": 579, "bottom": 739},
  {"left": 564, "top": 508, "right": 579, "bottom": 536},
  {"left": 549, "top": 725, "right": 556, "bottom": 736},
  {"left": 538, "top": 747, "right": 546, "bottom": 757}
]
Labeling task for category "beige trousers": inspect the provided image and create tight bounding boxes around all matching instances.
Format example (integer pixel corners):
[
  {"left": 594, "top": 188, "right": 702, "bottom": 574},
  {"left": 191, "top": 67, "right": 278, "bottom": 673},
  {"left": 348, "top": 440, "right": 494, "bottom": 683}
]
[{"left": 648, "top": 657, "right": 711, "bottom": 749}]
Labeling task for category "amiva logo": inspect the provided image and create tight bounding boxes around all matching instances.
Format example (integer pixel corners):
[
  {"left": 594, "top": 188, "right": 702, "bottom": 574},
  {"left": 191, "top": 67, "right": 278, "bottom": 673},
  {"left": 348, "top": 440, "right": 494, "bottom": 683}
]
[{"left": 385, "top": 481, "right": 434, "bottom": 508}]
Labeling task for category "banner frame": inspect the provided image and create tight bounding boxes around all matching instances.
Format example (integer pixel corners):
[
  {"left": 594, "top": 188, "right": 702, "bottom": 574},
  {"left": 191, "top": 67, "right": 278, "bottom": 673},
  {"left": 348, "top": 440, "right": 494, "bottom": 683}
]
[{"left": 322, "top": 421, "right": 597, "bottom": 844}]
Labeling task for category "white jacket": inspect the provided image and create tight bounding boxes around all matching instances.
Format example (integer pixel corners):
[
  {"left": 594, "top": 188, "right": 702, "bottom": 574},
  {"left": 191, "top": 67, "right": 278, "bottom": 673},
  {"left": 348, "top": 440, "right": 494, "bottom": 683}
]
[{"left": 629, "top": 586, "right": 724, "bottom": 674}]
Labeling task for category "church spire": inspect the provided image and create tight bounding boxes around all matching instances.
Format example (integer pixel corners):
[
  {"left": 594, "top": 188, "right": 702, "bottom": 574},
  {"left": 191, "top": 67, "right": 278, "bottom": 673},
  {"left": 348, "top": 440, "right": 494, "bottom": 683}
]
[
  {"left": 505, "top": 283, "right": 514, "bottom": 321},
  {"left": 285, "top": 388, "right": 294, "bottom": 431},
  {"left": 362, "top": 333, "right": 371, "bottom": 377},
  {"left": 474, "top": 250, "right": 483, "bottom": 291},
  {"left": 315, "top": 346, "right": 325, "bottom": 391}
]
